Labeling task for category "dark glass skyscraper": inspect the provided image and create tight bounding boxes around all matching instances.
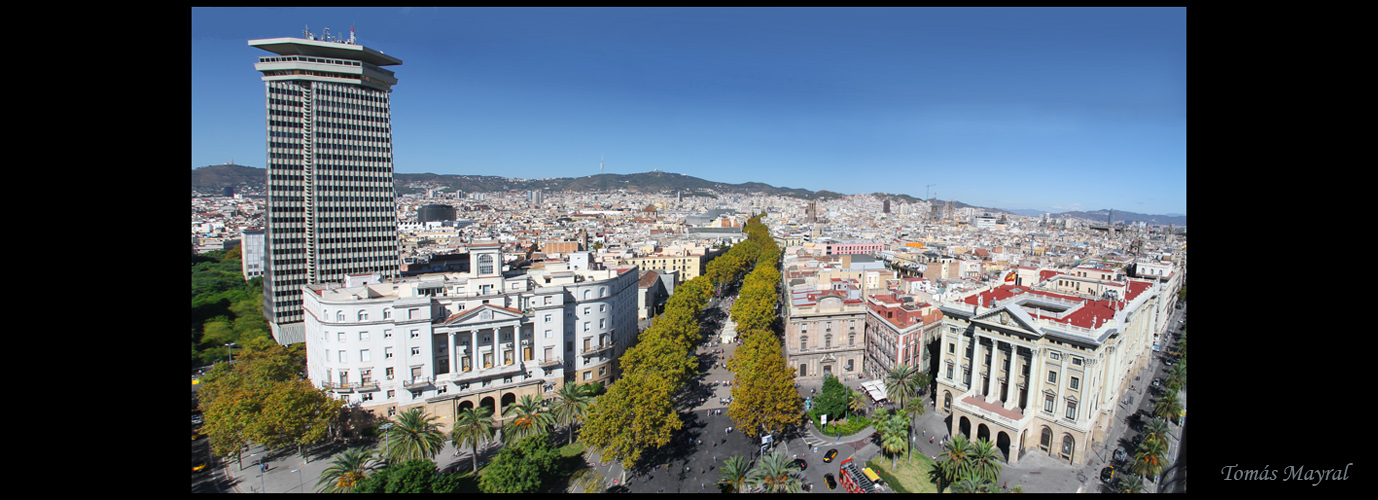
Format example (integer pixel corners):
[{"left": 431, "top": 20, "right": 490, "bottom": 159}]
[{"left": 250, "top": 30, "right": 402, "bottom": 344}]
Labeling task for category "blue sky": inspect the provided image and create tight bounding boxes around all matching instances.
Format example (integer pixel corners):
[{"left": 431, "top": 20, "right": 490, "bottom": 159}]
[{"left": 192, "top": 7, "right": 1186, "bottom": 216}]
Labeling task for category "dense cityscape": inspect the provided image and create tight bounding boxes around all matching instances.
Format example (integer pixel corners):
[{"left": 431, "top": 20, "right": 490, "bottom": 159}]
[{"left": 192, "top": 14, "right": 1186, "bottom": 495}]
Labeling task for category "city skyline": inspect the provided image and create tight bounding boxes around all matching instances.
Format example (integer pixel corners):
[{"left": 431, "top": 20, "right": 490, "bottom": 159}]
[{"left": 192, "top": 7, "right": 1186, "bottom": 215}]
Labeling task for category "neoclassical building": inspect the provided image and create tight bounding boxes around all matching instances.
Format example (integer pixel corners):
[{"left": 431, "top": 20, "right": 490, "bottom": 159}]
[
  {"left": 934, "top": 276, "right": 1161, "bottom": 466},
  {"left": 302, "top": 243, "right": 639, "bottom": 432}
]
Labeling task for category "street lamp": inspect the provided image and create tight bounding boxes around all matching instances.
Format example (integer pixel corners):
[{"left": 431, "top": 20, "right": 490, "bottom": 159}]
[
  {"left": 291, "top": 469, "right": 303, "bottom": 493},
  {"left": 379, "top": 423, "right": 394, "bottom": 464},
  {"left": 225, "top": 342, "right": 237, "bottom": 363}
]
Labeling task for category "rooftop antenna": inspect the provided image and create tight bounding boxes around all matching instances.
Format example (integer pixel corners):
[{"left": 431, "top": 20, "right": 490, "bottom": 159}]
[
  {"left": 348, "top": 25, "right": 356, "bottom": 45},
  {"left": 323, "top": 26, "right": 332, "bottom": 42},
  {"left": 303, "top": 25, "right": 315, "bottom": 40},
  {"left": 600, "top": 155, "right": 604, "bottom": 173}
]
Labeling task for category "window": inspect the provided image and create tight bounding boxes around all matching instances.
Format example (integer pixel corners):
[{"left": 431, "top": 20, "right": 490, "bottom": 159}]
[
  {"left": 410, "top": 330, "right": 419, "bottom": 339},
  {"left": 800, "top": 364, "right": 807, "bottom": 377},
  {"left": 1065, "top": 401, "right": 1077, "bottom": 420},
  {"left": 584, "top": 307, "right": 590, "bottom": 316},
  {"left": 544, "top": 330, "right": 552, "bottom": 339},
  {"left": 478, "top": 254, "right": 494, "bottom": 275},
  {"left": 410, "top": 389, "right": 422, "bottom": 399},
  {"left": 946, "top": 364, "right": 953, "bottom": 379},
  {"left": 845, "top": 359, "right": 853, "bottom": 371},
  {"left": 436, "top": 385, "right": 447, "bottom": 394},
  {"left": 544, "top": 296, "right": 552, "bottom": 305},
  {"left": 583, "top": 371, "right": 592, "bottom": 380},
  {"left": 338, "top": 332, "right": 346, "bottom": 342},
  {"left": 600, "top": 304, "right": 606, "bottom": 312},
  {"left": 337, "top": 311, "right": 345, "bottom": 322},
  {"left": 800, "top": 336, "right": 808, "bottom": 351},
  {"left": 385, "top": 347, "right": 393, "bottom": 359},
  {"left": 825, "top": 334, "right": 832, "bottom": 349},
  {"left": 388, "top": 406, "right": 396, "bottom": 416},
  {"left": 1048, "top": 371, "right": 1058, "bottom": 384},
  {"left": 360, "top": 331, "right": 369, "bottom": 341},
  {"left": 1072, "top": 357, "right": 1083, "bottom": 366},
  {"left": 411, "top": 347, "right": 420, "bottom": 356},
  {"left": 338, "top": 350, "right": 347, "bottom": 362},
  {"left": 358, "top": 310, "right": 368, "bottom": 321},
  {"left": 484, "top": 353, "right": 492, "bottom": 367},
  {"left": 584, "top": 322, "right": 590, "bottom": 332},
  {"left": 599, "top": 366, "right": 605, "bottom": 377},
  {"left": 361, "top": 349, "right": 371, "bottom": 362},
  {"left": 361, "top": 392, "right": 373, "bottom": 401},
  {"left": 1049, "top": 351, "right": 1061, "bottom": 361},
  {"left": 544, "top": 314, "right": 552, "bottom": 323},
  {"left": 1069, "top": 376, "right": 1079, "bottom": 390},
  {"left": 383, "top": 309, "right": 391, "bottom": 319},
  {"left": 849, "top": 333, "right": 856, "bottom": 346},
  {"left": 386, "top": 367, "right": 394, "bottom": 380},
  {"left": 599, "top": 318, "right": 606, "bottom": 329},
  {"left": 1044, "top": 394, "right": 1054, "bottom": 413},
  {"left": 384, "top": 329, "right": 392, "bottom": 338},
  {"left": 949, "top": 342, "right": 955, "bottom": 354}
]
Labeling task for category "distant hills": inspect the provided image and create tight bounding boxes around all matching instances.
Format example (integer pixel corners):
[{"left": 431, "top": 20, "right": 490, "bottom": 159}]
[{"left": 192, "top": 163, "right": 1183, "bottom": 224}]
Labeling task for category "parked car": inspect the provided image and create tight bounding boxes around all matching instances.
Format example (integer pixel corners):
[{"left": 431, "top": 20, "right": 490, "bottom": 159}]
[
  {"left": 824, "top": 473, "right": 837, "bottom": 490},
  {"left": 1113, "top": 446, "right": 1128, "bottom": 464},
  {"left": 1101, "top": 466, "right": 1116, "bottom": 483},
  {"left": 823, "top": 449, "right": 838, "bottom": 463},
  {"left": 791, "top": 458, "right": 808, "bottom": 471}
]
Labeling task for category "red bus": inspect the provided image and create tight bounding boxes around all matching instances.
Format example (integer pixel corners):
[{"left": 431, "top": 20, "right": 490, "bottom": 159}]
[{"left": 838, "top": 458, "right": 875, "bottom": 493}]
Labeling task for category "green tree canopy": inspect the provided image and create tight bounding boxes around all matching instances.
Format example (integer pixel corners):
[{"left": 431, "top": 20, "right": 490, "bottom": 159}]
[{"left": 478, "top": 435, "right": 562, "bottom": 493}]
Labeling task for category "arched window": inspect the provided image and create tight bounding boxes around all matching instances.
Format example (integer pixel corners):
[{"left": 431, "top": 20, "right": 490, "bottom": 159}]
[
  {"left": 583, "top": 289, "right": 592, "bottom": 300},
  {"left": 1040, "top": 427, "right": 1053, "bottom": 453},
  {"left": 358, "top": 310, "right": 368, "bottom": 321},
  {"left": 336, "top": 311, "right": 345, "bottom": 322},
  {"left": 1061, "top": 434, "right": 1076, "bottom": 461},
  {"left": 478, "top": 254, "right": 494, "bottom": 275}
]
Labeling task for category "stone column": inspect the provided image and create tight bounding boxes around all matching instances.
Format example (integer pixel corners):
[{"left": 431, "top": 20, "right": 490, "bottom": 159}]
[
  {"left": 1004, "top": 343, "right": 1020, "bottom": 410},
  {"left": 447, "top": 331, "right": 457, "bottom": 375},
  {"left": 469, "top": 329, "right": 479, "bottom": 373}
]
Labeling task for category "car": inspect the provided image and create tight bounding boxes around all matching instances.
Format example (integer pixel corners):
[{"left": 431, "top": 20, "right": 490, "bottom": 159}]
[
  {"left": 192, "top": 412, "right": 204, "bottom": 426},
  {"left": 824, "top": 473, "right": 837, "bottom": 490},
  {"left": 1101, "top": 466, "right": 1116, "bottom": 483},
  {"left": 193, "top": 461, "right": 208, "bottom": 474},
  {"left": 823, "top": 449, "right": 838, "bottom": 463},
  {"left": 791, "top": 458, "right": 808, "bottom": 471},
  {"left": 1152, "top": 378, "right": 1161, "bottom": 387},
  {"left": 1113, "top": 446, "right": 1128, "bottom": 464}
]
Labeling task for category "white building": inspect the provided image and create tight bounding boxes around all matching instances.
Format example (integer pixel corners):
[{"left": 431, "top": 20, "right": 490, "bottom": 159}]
[
  {"left": 240, "top": 229, "right": 265, "bottom": 280},
  {"left": 301, "top": 243, "right": 639, "bottom": 431}
]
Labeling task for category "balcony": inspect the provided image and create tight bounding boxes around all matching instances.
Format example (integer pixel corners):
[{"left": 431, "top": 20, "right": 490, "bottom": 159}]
[
  {"left": 580, "top": 340, "right": 616, "bottom": 356},
  {"left": 539, "top": 357, "right": 563, "bottom": 369},
  {"left": 321, "top": 380, "right": 379, "bottom": 393},
  {"left": 403, "top": 376, "right": 431, "bottom": 389}
]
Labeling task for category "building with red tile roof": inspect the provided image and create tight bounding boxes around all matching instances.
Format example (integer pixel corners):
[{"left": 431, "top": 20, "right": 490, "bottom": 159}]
[{"left": 932, "top": 270, "right": 1173, "bottom": 468}]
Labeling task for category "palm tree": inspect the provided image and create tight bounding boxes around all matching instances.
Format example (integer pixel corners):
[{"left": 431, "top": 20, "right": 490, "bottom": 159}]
[
  {"left": 847, "top": 389, "right": 867, "bottom": 417},
  {"left": 967, "top": 437, "right": 1003, "bottom": 484},
  {"left": 949, "top": 476, "right": 994, "bottom": 493},
  {"left": 938, "top": 434, "right": 974, "bottom": 490},
  {"left": 746, "top": 450, "right": 806, "bottom": 493},
  {"left": 884, "top": 364, "right": 920, "bottom": 409},
  {"left": 1153, "top": 393, "right": 1183, "bottom": 422},
  {"left": 382, "top": 407, "right": 446, "bottom": 462},
  {"left": 1141, "top": 417, "right": 1170, "bottom": 448},
  {"left": 501, "top": 394, "right": 556, "bottom": 444},
  {"left": 1130, "top": 438, "right": 1168, "bottom": 481},
  {"left": 718, "top": 455, "right": 752, "bottom": 493},
  {"left": 901, "top": 397, "right": 926, "bottom": 463},
  {"left": 552, "top": 382, "right": 594, "bottom": 445},
  {"left": 315, "top": 447, "right": 379, "bottom": 493},
  {"left": 451, "top": 405, "right": 496, "bottom": 474},
  {"left": 875, "top": 409, "right": 908, "bottom": 469},
  {"left": 1118, "top": 473, "right": 1146, "bottom": 493}
]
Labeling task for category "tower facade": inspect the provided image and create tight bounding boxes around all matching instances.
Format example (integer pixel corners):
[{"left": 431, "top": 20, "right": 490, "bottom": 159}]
[{"left": 251, "top": 31, "right": 403, "bottom": 344}]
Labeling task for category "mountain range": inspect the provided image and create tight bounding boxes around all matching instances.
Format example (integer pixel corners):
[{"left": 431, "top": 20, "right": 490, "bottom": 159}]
[{"left": 192, "top": 163, "right": 1184, "bottom": 226}]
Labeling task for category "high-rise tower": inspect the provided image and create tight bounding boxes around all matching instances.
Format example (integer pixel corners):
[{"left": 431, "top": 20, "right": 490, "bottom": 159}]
[{"left": 250, "top": 28, "right": 403, "bottom": 344}]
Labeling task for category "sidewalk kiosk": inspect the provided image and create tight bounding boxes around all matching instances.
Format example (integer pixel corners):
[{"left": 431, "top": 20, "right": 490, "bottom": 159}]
[{"left": 838, "top": 458, "right": 875, "bottom": 493}]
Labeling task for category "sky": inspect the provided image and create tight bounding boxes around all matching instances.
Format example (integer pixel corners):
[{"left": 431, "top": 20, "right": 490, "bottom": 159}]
[{"left": 192, "top": 7, "right": 1186, "bottom": 216}]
